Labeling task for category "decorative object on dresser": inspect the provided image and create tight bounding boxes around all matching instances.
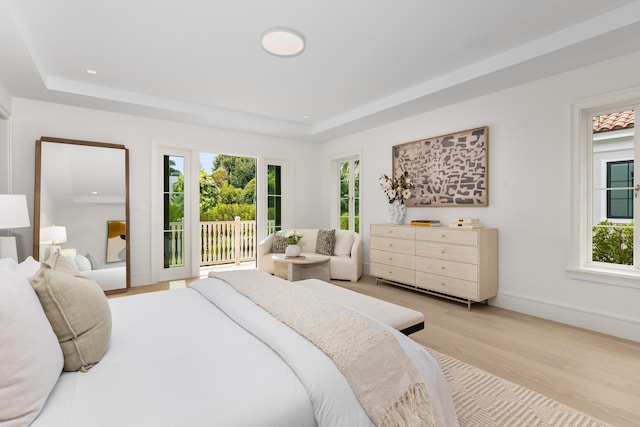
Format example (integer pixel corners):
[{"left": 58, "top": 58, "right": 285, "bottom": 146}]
[
  {"left": 379, "top": 171, "right": 414, "bottom": 224},
  {"left": 393, "top": 126, "right": 489, "bottom": 207},
  {"left": 370, "top": 223, "right": 498, "bottom": 309},
  {"left": 448, "top": 218, "right": 484, "bottom": 229},
  {"left": 410, "top": 220, "right": 441, "bottom": 227}
]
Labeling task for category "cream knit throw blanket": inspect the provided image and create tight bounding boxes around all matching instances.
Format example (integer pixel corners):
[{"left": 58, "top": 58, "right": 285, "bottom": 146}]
[{"left": 211, "top": 270, "right": 442, "bottom": 427}]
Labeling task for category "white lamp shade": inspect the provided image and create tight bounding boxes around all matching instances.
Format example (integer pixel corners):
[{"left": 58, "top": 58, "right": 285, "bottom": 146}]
[
  {"left": 0, "top": 194, "right": 30, "bottom": 229},
  {"left": 40, "top": 226, "right": 67, "bottom": 245}
]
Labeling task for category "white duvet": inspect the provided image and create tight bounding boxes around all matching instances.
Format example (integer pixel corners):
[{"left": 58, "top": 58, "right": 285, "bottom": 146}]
[{"left": 33, "top": 277, "right": 458, "bottom": 426}]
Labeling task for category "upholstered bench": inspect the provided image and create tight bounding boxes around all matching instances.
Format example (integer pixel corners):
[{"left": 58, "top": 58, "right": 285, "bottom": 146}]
[{"left": 296, "top": 279, "right": 425, "bottom": 335}]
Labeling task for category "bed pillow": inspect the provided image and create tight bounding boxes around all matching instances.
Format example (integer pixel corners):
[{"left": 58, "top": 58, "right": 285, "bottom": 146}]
[
  {"left": 85, "top": 252, "right": 98, "bottom": 270},
  {"left": 75, "top": 254, "right": 92, "bottom": 272},
  {"left": 272, "top": 234, "right": 289, "bottom": 253},
  {"left": 333, "top": 231, "right": 354, "bottom": 257},
  {"left": 29, "top": 253, "right": 112, "bottom": 372},
  {"left": 0, "top": 257, "right": 18, "bottom": 269},
  {"left": 0, "top": 268, "right": 63, "bottom": 426},
  {"left": 16, "top": 256, "right": 42, "bottom": 280},
  {"left": 316, "top": 229, "right": 335, "bottom": 256},
  {"left": 64, "top": 255, "right": 79, "bottom": 270}
]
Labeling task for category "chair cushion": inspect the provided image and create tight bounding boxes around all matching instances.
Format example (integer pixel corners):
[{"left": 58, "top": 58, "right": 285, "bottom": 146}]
[
  {"left": 30, "top": 253, "right": 112, "bottom": 372},
  {"left": 316, "top": 229, "right": 335, "bottom": 256},
  {"left": 333, "top": 230, "right": 354, "bottom": 257}
]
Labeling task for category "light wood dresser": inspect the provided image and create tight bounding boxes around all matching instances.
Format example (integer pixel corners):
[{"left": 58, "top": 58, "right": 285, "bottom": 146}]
[{"left": 370, "top": 223, "right": 498, "bottom": 309}]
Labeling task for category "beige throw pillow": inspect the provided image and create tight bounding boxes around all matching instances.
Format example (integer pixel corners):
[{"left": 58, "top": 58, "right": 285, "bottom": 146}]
[{"left": 29, "top": 253, "right": 112, "bottom": 372}]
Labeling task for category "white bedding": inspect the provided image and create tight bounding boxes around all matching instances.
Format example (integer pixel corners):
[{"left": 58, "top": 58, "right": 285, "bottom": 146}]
[{"left": 33, "top": 277, "right": 458, "bottom": 426}]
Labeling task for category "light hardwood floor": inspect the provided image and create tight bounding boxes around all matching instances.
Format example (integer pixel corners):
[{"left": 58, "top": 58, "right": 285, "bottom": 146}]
[{"left": 118, "top": 273, "right": 640, "bottom": 427}]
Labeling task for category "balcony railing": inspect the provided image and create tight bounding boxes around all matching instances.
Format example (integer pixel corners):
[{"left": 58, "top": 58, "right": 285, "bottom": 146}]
[{"left": 168, "top": 217, "right": 257, "bottom": 267}]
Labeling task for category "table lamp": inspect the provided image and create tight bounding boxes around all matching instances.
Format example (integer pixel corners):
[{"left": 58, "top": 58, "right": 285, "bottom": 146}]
[
  {"left": 0, "top": 194, "right": 31, "bottom": 262},
  {"left": 40, "top": 225, "right": 67, "bottom": 260}
]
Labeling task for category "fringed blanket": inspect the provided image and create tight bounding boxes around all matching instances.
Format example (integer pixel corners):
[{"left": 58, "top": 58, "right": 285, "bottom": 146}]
[{"left": 211, "top": 270, "right": 442, "bottom": 427}]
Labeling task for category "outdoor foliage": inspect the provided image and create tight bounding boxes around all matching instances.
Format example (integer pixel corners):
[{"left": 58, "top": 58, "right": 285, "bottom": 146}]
[
  {"left": 168, "top": 155, "right": 257, "bottom": 223},
  {"left": 592, "top": 220, "right": 634, "bottom": 265},
  {"left": 200, "top": 155, "right": 256, "bottom": 221}
]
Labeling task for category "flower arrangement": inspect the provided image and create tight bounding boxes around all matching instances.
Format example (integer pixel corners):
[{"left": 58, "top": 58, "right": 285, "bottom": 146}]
[
  {"left": 380, "top": 171, "right": 414, "bottom": 204},
  {"left": 285, "top": 229, "right": 303, "bottom": 244}
]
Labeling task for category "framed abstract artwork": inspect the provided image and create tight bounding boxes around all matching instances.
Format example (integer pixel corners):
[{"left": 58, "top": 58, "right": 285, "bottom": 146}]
[
  {"left": 393, "top": 126, "right": 489, "bottom": 207},
  {"left": 106, "top": 220, "right": 127, "bottom": 262}
]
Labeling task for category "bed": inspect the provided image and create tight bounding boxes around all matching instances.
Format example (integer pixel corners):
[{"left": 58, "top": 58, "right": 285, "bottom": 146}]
[{"left": 1, "top": 257, "right": 459, "bottom": 427}]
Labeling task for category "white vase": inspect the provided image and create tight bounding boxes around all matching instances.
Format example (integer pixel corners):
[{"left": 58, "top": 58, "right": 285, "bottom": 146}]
[
  {"left": 285, "top": 244, "right": 301, "bottom": 257},
  {"left": 389, "top": 200, "right": 406, "bottom": 224}
]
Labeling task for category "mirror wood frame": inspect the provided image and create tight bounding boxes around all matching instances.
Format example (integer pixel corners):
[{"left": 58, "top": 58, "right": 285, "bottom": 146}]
[{"left": 33, "top": 136, "right": 131, "bottom": 294}]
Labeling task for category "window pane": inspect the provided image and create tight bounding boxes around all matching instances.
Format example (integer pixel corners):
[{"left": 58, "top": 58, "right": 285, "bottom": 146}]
[
  {"left": 591, "top": 110, "right": 635, "bottom": 266},
  {"left": 164, "top": 155, "right": 184, "bottom": 268},
  {"left": 267, "top": 164, "right": 282, "bottom": 233},
  {"left": 606, "top": 161, "right": 633, "bottom": 219}
]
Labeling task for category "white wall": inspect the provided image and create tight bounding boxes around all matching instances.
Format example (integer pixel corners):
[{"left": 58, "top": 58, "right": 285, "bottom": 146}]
[
  {"left": 320, "top": 51, "right": 640, "bottom": 342},
  {"left": 0, "top": 82, "right": 10, "bottom": 194},
  {"left": 9, "top": 98, "right": 321, "bottom": 285}
]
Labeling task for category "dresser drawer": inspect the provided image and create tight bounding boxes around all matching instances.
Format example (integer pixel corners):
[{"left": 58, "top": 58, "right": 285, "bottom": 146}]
[
  {"left": 415, "top": 257, "right": 478, "bottom": 282},
  {"left": 371, "top": 224, "right": 416, "bottom": 240},
  {"left": 415, "top": 227, "right": 478, "bottom": 245},
  {"left": 370, "top": 262, "right": 416, "bottom": 285},
  {"left": 370, "top": 236, "right": 415, "bottom": 254},
  {"left": 415, "top": 241, "right": 478, "bottom": 263},
  {"left": 415, "top": 271, "right": 478, "bottom": 300},
  {"left": 370, "top": 249, "right": 415, "bottom": 269}
]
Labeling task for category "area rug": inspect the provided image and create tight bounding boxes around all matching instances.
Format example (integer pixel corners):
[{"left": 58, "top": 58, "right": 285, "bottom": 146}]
[{"left": 427, "top": 349, "right": 615, "bottom": 427}]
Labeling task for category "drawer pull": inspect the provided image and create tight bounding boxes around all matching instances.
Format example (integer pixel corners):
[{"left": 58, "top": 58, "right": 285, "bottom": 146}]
[
  {"left": 441, "top": 234, "right": 446, "bottom": 238},
  {"left": 388, "top": 257, "right": 393, "bottom": 261},
  {"left": 441, "top": 250, "right": 446, "bottom": 254},
  {"left": 441, "top": 283, "right": 445, "bottom": 286},
  {"left": 441, "top": 266, "right": 445, "bottom": 270}
]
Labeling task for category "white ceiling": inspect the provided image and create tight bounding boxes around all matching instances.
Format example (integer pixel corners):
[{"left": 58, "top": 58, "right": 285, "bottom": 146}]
[{"left": 2, "top": 0, "right": 640, "bottom": 142}]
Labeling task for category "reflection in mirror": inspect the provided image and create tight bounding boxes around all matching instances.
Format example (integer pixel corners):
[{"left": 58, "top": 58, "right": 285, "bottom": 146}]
[{"left": 34, "top": 137, "right": 130, "bottom": 293}]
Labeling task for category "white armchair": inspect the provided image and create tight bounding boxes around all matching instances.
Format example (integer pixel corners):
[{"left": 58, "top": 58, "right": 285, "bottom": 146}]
[{"left": 257, "top": 229, "right": 362, "bottom": 282}]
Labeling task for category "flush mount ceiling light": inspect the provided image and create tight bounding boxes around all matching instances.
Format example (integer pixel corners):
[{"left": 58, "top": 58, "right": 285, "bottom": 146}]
[{"left": 261, "top": 28, "right": 305, "bottom": 57}]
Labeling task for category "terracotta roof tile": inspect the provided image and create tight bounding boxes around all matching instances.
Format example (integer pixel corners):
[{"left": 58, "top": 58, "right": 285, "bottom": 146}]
[{"left": 593, "top": 109, "right": 635, "bottom": 133}]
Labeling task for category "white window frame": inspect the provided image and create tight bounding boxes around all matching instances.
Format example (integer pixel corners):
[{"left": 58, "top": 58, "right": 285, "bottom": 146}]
[
  {"left": 151, "top": 144, "right": 199, "bottom": 283},
  {"left": 333, "top": 154, "right": 361, "bottom": 233},
  {"left": 568, "top": 87, "right": 640, "bottom": 289},
  {"left": 259, "top": 158, "right": 290, "bottom": 240}
]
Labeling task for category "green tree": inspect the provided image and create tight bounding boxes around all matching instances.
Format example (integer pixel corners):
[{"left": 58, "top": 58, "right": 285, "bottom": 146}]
[
  {"left": 242, "top": 178, "right": 256, "bottom": 204},
  {"left": 199, "top": 169, "right": 219, "bottom": 216},
  {"left": 169, "top": 174, "right": 184, "bottom": 222},
  {"left": 213, "top": 155, "right": 256, "bottom": 189},
  {"left": 218, "top": 181, "right": 243, "bottom": 204}
]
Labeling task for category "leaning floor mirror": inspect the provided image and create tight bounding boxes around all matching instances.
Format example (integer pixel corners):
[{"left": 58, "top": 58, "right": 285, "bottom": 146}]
[{"left": 33, "top": 137, "right": 130, "bottom": 293}]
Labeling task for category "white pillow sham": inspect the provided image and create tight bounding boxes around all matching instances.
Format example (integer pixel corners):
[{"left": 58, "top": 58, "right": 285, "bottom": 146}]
[{"left": 0, "top": 268, "right": 63, "bottom": 426}]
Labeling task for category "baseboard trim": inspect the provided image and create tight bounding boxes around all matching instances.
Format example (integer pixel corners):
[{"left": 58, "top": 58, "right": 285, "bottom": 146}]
[{"left": 493, "top": 292, "right": 640, "bottom": 342}]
